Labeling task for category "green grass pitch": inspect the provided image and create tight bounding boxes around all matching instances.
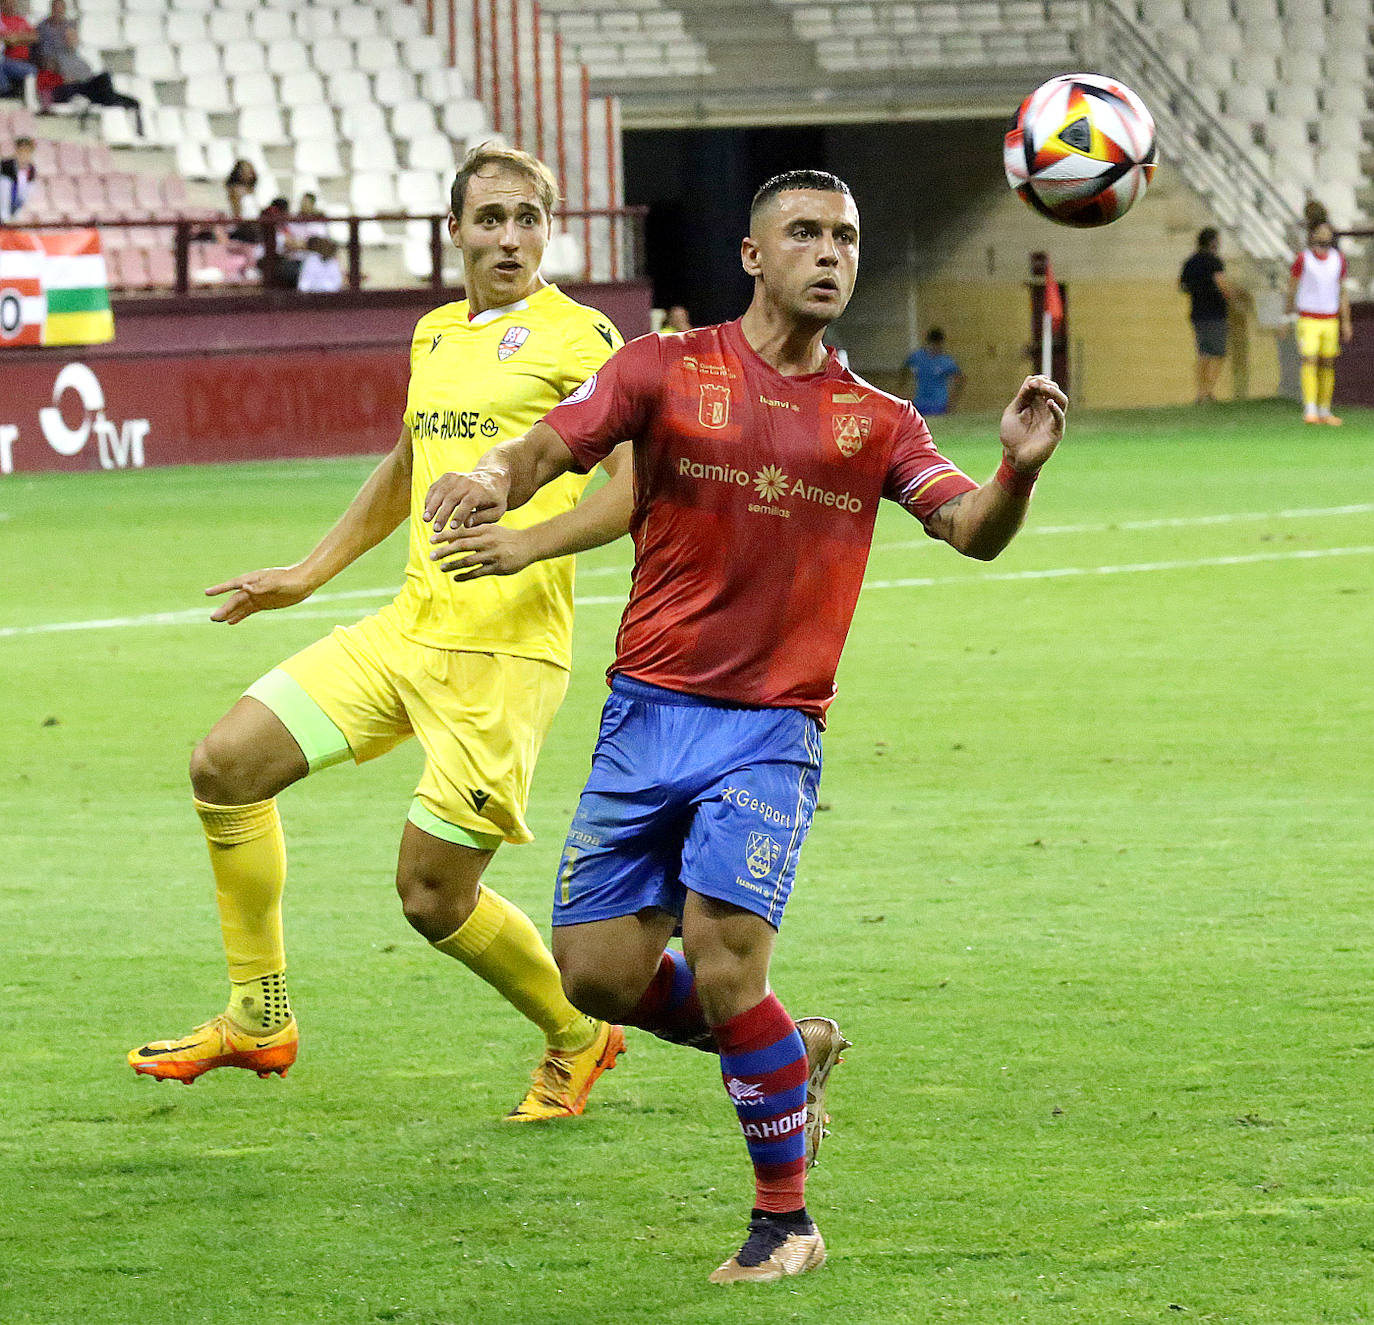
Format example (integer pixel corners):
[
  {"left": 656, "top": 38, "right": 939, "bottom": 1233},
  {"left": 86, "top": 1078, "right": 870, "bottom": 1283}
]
[{"left": 2, "top": 400, "right": 1372, "bottom": 1323}]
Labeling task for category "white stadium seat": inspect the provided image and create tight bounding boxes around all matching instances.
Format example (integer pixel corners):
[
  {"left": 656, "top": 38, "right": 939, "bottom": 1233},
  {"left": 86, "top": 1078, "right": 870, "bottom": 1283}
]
[
  {"left": 327, "top": 69, "right": 372, "bottom": 106},
  {"left": 352, "top": 136, "right": 399, "bottom": 172},
  {"left": 441, "top": 100, "right": 487, "bottom": 140},
  {"left": 239, "top": 105, "right": 288, "bottom": 147},
  {"left": 131, "top": 44, "right": 177, "bottom": 80},
  {"left": 207, "top": 10, "right": 251, "bottom": 43},
  {"left": 176, "top": 40, "right": 220, "bottom": 78},
  {"left": 420, "top": 67, "right": 467, "bottom": 102},
  {"left": 250, "top": 9, "right": 294, "bottom": 42},
  {"left": 183, "top": 73, "right": 233, "bottom": 113},
  {"left": 403, "top": 36, "right": 446, "bottom": 71},
  {"left": 408, "top": 132, "right": 456, "bottom": 174},
  {"left": 356, "top": 40, "right": 400, "bottom": 75},
  {"left": 350, "top": 170, "right": 399, "bottom": 215},
  {"left": 311, "top": 37, "right": 356, "bottom": 74},
  {"left": 397, "top": 170, "right": 447, "bottom": 215},
  {"left": 279, "top": 71, "right": 328, "bottom": 107},
  {"left": 231, "top": 72, "right": 278, "bottom": 109},
  {"left": 165, "top": 12, "right": 207, "bottom": 43},
  {"left": 390, "top": 100, "right": 439, "bottom": 141},
  {"left": 339, "top": 102, "right": 389, "bottom": 141},
  {"left": 385, "top": 7, "right": 424, "bottom": 39},
  {"left": 221, "top": 39, "right": 264, "bottom": 76},
  {"left": 295, "top": 9, "right": 337, "bottom": 40},
  {"left": 288, "top": 104, "right": 335, "bottom": 139},
  {"left": 267, "top": 39, "right": 311, "bottom": 75},
  {"left": 294, "top": 136, "right": 345, "bottom": 179},
  {"left": 337, "top": 7, "right": 381, "bottom": 39},
  {"left": 371, "top": 68, "right": 415, "bottom": 105}
]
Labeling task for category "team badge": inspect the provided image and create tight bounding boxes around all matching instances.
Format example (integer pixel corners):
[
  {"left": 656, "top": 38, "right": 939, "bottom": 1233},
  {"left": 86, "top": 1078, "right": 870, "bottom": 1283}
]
[
  {"left": 832, "top": 413, "right": 871, "bottom": 458},
  {"left": 745, "top": 832, "right": 781, "bottom": 880},
  {"left": 699, "top": 382, "right": 731, "bottom": 430},
  {"left": 564, "top": 372, "right": 597, "bottom": 404},
  {"left": 497, "top": 325, "right": 530, "bottom": 360}
]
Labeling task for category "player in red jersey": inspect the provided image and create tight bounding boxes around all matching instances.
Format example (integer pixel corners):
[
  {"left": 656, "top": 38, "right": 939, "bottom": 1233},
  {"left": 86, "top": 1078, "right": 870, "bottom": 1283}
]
[{"left": 424, "top": 170, "right": 1067, "bottom": 1283}]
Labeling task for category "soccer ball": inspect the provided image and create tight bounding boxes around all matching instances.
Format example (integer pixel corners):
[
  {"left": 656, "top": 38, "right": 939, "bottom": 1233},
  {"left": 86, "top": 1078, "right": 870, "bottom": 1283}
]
[{"left": 1004, "top": 74, "right": 1157, "bottom": 227}]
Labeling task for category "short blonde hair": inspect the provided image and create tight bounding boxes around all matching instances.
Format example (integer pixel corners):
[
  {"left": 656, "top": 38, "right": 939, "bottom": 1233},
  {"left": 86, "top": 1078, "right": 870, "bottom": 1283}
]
[{"left": 450, "top": 142, "right": 560, "bottom": 222}]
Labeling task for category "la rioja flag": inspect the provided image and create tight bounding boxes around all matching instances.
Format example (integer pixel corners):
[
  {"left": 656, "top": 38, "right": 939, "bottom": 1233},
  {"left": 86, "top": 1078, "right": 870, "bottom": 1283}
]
[{"left": 0, "top": 229, "right": 115, "bottom": 347}]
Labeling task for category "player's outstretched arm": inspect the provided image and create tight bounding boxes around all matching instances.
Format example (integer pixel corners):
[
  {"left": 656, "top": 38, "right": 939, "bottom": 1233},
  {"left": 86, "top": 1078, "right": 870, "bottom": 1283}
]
[
  {"left": 206, "top": 428, "right": 414, "bottom": 624},
  {"left": 926, "top": 374, "right": 1066, "bottom": 561},
  {"left": 429, "top": 442, "right": 632, "bottom": 580},
  {"left": 423, "top": 420, "right": 579, "bottom": 535}
]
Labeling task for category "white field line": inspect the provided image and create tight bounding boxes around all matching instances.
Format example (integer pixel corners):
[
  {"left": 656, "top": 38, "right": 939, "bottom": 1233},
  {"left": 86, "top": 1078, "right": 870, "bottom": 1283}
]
[
  {"left": 874, "top": 501, "right": 1374, "bottom": 553},
  {"left": 3, "top": 543, "right": 1372, "bottom": 641}
]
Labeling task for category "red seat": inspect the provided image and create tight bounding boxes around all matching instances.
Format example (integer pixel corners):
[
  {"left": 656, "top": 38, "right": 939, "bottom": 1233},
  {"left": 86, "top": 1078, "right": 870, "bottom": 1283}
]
[
  {"left": 56, "top": 140, "right": 87, "bottom": 173},
  {"left": 146, "top": 246, "right": 176, "bottom": 288}
]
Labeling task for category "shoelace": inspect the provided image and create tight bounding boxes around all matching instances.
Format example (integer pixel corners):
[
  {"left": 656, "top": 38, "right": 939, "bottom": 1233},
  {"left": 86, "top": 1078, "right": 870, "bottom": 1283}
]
[{"left": 733, "top": 1217, "right": 793, "bottom": 1268}]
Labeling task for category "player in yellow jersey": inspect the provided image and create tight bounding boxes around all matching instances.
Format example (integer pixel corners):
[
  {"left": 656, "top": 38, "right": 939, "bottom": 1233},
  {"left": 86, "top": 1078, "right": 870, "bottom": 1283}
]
[{"left": 128, "top": 144, "right": 634, "bottom": 1120}]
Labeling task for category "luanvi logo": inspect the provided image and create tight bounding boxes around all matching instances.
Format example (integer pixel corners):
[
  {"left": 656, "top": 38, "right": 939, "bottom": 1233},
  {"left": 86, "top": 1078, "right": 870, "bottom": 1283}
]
[{"left": 469, "top": 788, "right": 491, "bottom": 811}]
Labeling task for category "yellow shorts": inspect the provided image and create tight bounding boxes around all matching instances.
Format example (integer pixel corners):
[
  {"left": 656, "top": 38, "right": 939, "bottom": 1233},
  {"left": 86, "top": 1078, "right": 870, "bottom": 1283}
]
[
  {"left": 1297, "top": 316, "right": 1341, "bottom": 360},
  {"left": 245, "top": 604, "right": 568, "bottom": 849}
]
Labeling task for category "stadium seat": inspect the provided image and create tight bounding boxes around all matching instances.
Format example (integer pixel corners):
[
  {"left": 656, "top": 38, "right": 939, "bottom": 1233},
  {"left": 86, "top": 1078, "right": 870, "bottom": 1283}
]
[
  {"left": 339, "top": 102, "right": 388, "bottom": 141},
  {"left": 288, "top": 104, "right": 335, "bottom": 139},
  {"left": 175, "top": 42, "right": 221, "bottom": 81},
  {"left": 296, "top": 9, "right": 337, "bottom": 40},
  {"left": 202, "top": 137, "right": 236, "bottom": 179},
  {"left": 1273, "top": 84, "right": 1319, "bottom": 122},
  {"left": 397, "top": 169, "right": 447, "bottom": 215},
  {"left": 407, "top": 132, "right": 456, "bottom": 174},
  {"left": 371, "top": 68, "right": 415, "bottom": 106},
  {"left": 350, "top": 170, "right": 400, "bottom": 215},
  {"left": 81, "top": 11, "right": 122, "bottom": 49},
  {"left": 146, "top": 246, "right": 177, "bottom": 289},
  {"left": 403, "top": 36, "right": 445, "bottom": 70},
  {"left": 57, "top": 140, "right": 88, "bottom": 173},
  {"left": 222, "top": 39, "right": 264, "bottom": 76},
  {"left": 251, "top": 9, "right": 295, "bottom": 42},
  {"left": 420, "top": 67, "right": 467, "bottom": 102},
  {"left": 207, "top": 10, "right": 251, "bottom": 43},
  {"left": 239, "top": 105, "right": 288, "bottom": 147},
  {"left": 268, "top": 39, "right": 311, "bottom": 75},
  {"left": 311, "top": 36, "right": 355, "bottom": 73},
  {"left": 351, "top": 136, "right": 399, "bottom": 172},
  {"left": 132, "top": 174, "right": 163, "bottom": 214},
  {"left": 165, "top": 11, "right": 207, "bottom": 43},
  {"left": 123, "top": 13, "right": 164, "bottom": 47},
  {"left": 336, "top": 7, "right": 381, "bottom": 39},
  {"left": 390, "top": 100, "right": 438, "bottom": 141},
  {"left": 294, "top": 136, "right": 345, "bottom": 179},
  {"left": 184, "top": 73, "right": 233, "bottom": 113},
  {"left": 385, "top": 7, "right": 424, "bottom": 38},
  {"left": 441, "top": 99, "right": 487, "bottom": 140},
  {"left": 231, "top": 73, "right": 278, "bottom": 109},
  {"left": 357, "top": 40, "right": 401, "bottom": 75},
  {"left": 279, "top": 71, "right": 329, "bottom": 107},
  {"left": 131, "top": 43, "right": 177, "bottom": 80},
  {"left": 326, "top": 69, "right": 372, "bottom": 106},
  {"left": 174, "top": 138, "right": 209, "bottom": 180}
]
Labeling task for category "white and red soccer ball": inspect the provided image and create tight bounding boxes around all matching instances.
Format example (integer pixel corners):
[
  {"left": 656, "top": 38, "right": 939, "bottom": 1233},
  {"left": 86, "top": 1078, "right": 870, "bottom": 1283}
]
[{"left": 1004, "top": 74, "right": 1157, "bottom": 227}]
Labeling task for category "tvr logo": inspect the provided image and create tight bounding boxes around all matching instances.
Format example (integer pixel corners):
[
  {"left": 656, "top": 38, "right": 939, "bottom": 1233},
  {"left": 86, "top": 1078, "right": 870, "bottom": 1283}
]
[{"left": 39, "top": 363, "right": 150, "bottom": 469}]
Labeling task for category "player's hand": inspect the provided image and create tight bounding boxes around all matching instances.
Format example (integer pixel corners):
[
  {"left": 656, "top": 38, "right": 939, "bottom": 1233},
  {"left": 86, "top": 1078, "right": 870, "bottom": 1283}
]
[
  {"left": 999, "top": 374, "right": 1067, "bottom": 474},
  {"left": 429, "top": 524, "right": 535, "bottom": 580},
  {"left": 423, "top": 470, "right": 509, "bottom": 533},
  {"left": 206, "top": 567, "right": 315, "bottom": 624}
]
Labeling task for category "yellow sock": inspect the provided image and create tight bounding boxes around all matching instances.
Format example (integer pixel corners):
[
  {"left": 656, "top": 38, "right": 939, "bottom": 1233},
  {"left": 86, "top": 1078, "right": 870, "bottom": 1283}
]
[
  {"left": 1300, "top": 360, "right": 1319, "bottom": 411},
  {"left": 196, "top": 797, "right": 286, "bottom": 982},
  {"left": 432, "top": 886, "right": 598, "bottom": 1052},
  {"left": 1317, "top": 362, "right": 1336, "bottom": 410},
  {"left": 228, "top": 972, "right": 292, "bottom": 1034}
]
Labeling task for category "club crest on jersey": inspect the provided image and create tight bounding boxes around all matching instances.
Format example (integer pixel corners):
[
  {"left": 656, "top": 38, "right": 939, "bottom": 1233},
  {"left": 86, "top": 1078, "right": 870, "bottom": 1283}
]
[
  {"left": 699, "top": 382, "right": 731, "bottom": 430},
  {"left": 497, "top": 325, "right": 530, "bottom": 361},
  {"left": 745, "top": 832, "right": 781, "bottom": 880},
  {"left": 832, "top": 413, "right": 871, "bottom": 458}
]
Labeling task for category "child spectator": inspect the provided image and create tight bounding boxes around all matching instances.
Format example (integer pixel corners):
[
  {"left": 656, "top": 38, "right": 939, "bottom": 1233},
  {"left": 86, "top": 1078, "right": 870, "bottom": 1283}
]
[{"left": 0, "top": 132, "right": 37, "bottom": 220}]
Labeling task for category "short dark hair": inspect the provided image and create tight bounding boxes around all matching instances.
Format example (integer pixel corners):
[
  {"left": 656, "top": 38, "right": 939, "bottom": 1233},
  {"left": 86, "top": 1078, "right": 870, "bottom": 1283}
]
[
  {"left": 749, "top": 170, "right": 852, "bottom": 225},
  {"left": 450, "top": 141, "right": 559, "bottom": 222},
  {"left": 1197, "top": 226, "right": 1219, "bottom": 248},
  {"left": 15, "top": 135, "right": 34, "bottom": 149},
  {"left": 925, "top": 327, "right": 945, "bottom": 345}
]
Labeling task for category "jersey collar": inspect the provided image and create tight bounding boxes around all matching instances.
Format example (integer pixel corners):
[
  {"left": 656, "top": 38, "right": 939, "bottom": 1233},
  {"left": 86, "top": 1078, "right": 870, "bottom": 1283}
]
[{"left": 465, "top": 283, "right": 558, "bottom": 326}]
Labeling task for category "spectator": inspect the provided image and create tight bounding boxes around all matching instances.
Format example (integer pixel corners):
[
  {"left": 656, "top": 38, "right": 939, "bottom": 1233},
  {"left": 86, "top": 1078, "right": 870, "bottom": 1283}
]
[
  {"left": 0, "top": 131, "right": 36, "bottom": 220},
  {"left": 662, "top": 303, "right": 691, "bottom": 332},
  {"left": 0, "top": 0, "right": 38, "bottom": 107},
  {"left": 284, "top": 191, "right": 329, "bottom": 252},
  {"left": 297, "top": 235, "right": 343, "bottom": 293},
  {"left": 33, "top": 0, "right": 64, "bottom": 66},
  {"left": 49, "top": 21, "right": 143, "bottom": 135},
  {"left": 224, "top": 158, "right": 258, "bottom": 220},
  {"left": 1178, "top": 227, "right": 1233, "bottom": 404},
  {"left": 903, "top": 327, "right": 964, "bottom": 416}
]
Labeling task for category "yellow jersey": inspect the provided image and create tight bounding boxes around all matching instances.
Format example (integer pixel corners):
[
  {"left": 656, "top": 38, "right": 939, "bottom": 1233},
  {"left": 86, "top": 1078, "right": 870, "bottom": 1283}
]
[{"left": 396, "top": 283, "right": 624, "bottom": 666}]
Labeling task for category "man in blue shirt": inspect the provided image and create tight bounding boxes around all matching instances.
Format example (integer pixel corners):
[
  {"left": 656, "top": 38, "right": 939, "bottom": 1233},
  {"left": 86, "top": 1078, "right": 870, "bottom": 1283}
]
[{"left": 903, "top": 328, "right": 964, "bottom": 416}]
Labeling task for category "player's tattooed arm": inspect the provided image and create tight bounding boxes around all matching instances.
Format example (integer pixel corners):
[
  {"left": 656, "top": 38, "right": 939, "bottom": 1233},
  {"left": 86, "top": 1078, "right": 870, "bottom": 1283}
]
[
  {"left": 207, "top": 427, "right": 413, "bottom": 623},
  {"left": 926, "top": 375, "right": 1065, "bottom": 561},
  {"left": 431, "top": 443, "right": 633, "bottom": 580}
]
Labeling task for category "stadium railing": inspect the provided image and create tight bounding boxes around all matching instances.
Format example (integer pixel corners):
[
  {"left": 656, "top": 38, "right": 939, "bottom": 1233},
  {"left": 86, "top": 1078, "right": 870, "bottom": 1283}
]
[{"left": 7, "top": 207, "right": 649, "bottom": 297}]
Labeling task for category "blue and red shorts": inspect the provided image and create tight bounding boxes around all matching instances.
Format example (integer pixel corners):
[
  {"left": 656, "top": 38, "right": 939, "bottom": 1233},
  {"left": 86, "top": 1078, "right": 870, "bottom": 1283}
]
[{"left": 552, "top": 675, "right": 823, "bottom": 931}]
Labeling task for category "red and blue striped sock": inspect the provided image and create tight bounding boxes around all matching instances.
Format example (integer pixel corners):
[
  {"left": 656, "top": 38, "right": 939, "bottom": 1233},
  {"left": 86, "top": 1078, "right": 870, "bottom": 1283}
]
[
  {"left": 625, "top": 948, "right": 714, "bottom": 1051},
  {"left": 712, "top": 993, "right": 808, "bottom": 1214}
]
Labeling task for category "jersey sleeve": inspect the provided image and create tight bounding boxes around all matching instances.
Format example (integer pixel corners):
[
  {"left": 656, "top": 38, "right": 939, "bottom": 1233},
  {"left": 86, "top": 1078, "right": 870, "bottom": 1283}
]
[
  {"left": 883, "top": 403, "right": 979, "bottom": 528},
  {"left": 543, "top": 331, "right": 662, "bottom": 472},
  {"left": 1290, "top": 252, "right": 1305, "bottom": 279}
]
